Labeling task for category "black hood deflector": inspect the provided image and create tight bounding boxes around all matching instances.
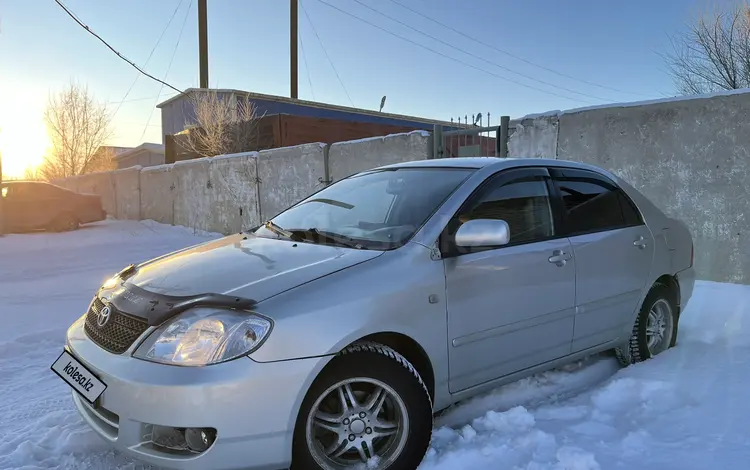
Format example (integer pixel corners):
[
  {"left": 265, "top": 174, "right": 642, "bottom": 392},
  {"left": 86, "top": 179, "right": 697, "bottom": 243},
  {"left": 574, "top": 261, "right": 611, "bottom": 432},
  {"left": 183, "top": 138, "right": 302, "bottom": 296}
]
[{"left": 99, "top": 265, "right": 258, "bottom": 326}]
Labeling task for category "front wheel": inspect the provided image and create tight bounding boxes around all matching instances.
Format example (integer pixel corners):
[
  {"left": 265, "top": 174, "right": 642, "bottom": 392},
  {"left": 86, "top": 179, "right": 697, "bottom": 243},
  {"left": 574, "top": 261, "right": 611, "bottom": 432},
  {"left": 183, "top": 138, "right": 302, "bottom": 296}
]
[
  {"left": 292, "top": 342, "right": 433, "bottom": 470},
  {"left": 616, "top": 283, "right": 678, "bottom": 365}
]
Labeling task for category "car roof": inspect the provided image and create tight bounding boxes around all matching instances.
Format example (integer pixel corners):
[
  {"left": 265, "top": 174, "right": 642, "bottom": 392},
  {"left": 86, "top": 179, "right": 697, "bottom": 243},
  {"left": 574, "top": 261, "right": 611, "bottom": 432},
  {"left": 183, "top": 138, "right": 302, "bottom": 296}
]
[
  {"left": 3, "top": 180, "right": 50, "bottom": 185},
  {"left": 375, "top": 157, "right": 618, "bottom": 179}
]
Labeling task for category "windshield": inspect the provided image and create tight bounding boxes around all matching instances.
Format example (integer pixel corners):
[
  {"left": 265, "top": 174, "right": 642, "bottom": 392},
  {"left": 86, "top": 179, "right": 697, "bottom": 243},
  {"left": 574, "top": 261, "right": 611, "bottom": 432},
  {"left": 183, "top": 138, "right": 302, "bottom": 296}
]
[{"left": 252, "top": 167, "right": 474, "bottom": 249}]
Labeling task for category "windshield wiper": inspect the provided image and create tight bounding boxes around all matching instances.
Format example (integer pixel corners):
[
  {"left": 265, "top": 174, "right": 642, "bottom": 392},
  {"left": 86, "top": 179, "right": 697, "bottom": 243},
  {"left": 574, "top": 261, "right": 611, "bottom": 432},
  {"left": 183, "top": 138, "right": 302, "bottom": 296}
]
[
  {"left": 287, "top": 228, "right": 366, "bottom": 250},
  {"left": 263, "top": 220, "right": 297, "bottom": 240},
  {"left": 297, "top": 198, "right": 355, "bottom": 210}
]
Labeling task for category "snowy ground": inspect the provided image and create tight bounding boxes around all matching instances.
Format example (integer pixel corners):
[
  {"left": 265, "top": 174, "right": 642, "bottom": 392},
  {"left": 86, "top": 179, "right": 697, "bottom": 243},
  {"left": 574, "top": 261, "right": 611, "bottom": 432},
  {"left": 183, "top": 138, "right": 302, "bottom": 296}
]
[{"left": 1, "top": 220, "right": 749, "bottom": 470}]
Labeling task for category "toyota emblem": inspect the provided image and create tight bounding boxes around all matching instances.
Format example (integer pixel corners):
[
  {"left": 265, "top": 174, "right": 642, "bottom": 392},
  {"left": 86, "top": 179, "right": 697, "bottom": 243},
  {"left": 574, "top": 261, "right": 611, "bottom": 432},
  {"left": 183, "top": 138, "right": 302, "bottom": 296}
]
[{"left": 97, "top": 305, "right": 112, "bottom": 327}]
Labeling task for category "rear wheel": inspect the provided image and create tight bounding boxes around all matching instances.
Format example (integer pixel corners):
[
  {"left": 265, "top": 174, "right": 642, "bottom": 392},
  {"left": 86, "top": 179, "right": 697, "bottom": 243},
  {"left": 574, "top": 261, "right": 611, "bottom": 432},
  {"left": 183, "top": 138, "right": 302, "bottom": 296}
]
[
  {"left": 292, "top": 342, "right": 433, "bottom": 470},
  {"left": 616, "top": 283, "right": 678, "bottom": 365},
  {"left": 49, "top": 212, "right": 79, "bottom": 232}
]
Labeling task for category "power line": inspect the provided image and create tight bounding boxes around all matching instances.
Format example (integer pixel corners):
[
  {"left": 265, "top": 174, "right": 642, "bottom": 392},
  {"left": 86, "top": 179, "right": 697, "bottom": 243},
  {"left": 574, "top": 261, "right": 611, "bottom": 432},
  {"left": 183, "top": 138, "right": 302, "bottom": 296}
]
[
  {"left": 313, "top": 0, "right": 592, "bottom": 104},
  {"left": 53, "top": 0, "right": 184, "bottom": 95},
  {"left": 112, "top": 0, "right": 185, "bottom": 117},
  {"left": 386, "top": 0, "right": 651, "bottom": 99},
  {"left": 300, "top": 0, "right": 355, "bottom": 106},
  {"left": 107, "top": 92, "right": 179, "bottom": 104},
  {"left": 140, "top": 0, "right": 193, "bottom": 142},
  {"left": 299, "top": 29, "right": 316, "bottom": 100},
  {"left": 350, "top": 0, "right": 610, "bottom": 102}
]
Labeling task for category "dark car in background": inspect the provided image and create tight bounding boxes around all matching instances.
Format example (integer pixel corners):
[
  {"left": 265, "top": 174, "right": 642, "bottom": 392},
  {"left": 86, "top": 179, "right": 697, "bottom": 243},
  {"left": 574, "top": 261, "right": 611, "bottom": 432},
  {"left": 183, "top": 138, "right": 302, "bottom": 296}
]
[{"left": 0, "top": 180, "right": 106, "bottom": 233}]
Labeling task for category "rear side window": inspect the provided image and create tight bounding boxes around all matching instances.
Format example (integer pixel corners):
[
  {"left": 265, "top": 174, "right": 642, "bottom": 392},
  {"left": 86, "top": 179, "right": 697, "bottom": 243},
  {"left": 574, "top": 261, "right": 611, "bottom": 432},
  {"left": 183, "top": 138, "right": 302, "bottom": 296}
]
[
  {"left": 33, "top": 183, "right": 66, "bottom": 199},
  {"left": 552, "top": 168, "right": 643, "bottom": 235}
]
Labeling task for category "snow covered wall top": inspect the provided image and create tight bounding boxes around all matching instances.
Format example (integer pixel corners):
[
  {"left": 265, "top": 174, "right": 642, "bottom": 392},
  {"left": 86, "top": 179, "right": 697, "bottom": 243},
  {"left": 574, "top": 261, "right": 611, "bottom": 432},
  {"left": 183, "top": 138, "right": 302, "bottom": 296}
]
[{"left": 509, "top": 88, "right": 750, "bottom": 284}]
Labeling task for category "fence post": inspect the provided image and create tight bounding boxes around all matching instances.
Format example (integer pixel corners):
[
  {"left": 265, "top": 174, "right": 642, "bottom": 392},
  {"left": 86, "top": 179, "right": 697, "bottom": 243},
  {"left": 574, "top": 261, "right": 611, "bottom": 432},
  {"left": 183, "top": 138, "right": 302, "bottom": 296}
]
[
  {"left": 432, "top": 124, "right": 443, "bottom": 159},
  {"left": 321, "top": 144, "right": 332, "bottom": 185},
  {"left": 498, "top": 115, "right": 510, "bottom": 158}
]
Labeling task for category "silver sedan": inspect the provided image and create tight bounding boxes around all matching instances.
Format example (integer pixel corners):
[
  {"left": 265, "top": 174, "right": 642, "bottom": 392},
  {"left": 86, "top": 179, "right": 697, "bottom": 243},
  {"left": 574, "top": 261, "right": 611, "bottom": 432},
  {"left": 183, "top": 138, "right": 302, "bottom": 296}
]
[{"left": 52, "top": 157, "right": 695, "bottom": 470}]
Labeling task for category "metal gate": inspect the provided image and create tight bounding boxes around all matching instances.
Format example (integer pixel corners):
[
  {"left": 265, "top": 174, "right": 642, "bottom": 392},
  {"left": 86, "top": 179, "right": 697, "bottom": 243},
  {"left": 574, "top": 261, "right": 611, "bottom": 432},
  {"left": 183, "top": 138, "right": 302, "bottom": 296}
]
[{"left": 432, "top": 115, "right": 512, "bottom": 159}]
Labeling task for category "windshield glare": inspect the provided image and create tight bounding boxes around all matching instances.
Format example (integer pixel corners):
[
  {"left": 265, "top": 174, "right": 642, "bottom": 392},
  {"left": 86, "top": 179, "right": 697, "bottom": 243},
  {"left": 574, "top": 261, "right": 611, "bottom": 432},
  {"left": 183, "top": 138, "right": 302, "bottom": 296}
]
[{"left": 253, "top": 167, "right": 473, "bottom": 249}]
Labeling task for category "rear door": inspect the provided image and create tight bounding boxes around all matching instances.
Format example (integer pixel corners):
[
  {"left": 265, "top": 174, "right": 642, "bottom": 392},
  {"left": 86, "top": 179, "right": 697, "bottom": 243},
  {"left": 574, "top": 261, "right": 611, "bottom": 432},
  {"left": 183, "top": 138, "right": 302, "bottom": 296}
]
[
  {"left": 32, "top": 183, "right": 70, "bottom": 227},
  {"left": 549, "top": 167, "right": 654, "bottom": 352}
]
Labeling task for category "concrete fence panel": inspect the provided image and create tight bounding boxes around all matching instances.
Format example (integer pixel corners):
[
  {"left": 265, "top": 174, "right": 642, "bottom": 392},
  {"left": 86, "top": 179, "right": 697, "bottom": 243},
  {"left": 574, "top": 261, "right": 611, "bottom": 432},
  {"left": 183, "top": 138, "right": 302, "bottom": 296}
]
[
  {"left": 208, "top": 152, "right": 260, "bottom": 234},
  {"left": 327, "top": 131, "right": 432, "bottom": 182},
  {"left": 173, "top": 158, "right": 212, "bottom": 231},
  {"left": 53, "top": 177, "right": 80, "bottom": 193},
  {"left": 257, "top": 143, "right": 327, "bottom": 221},
  {"left": 113, "top": 166, "right": 142, "bottom": 220},
  {"left": 75, "top": 172, "right": 116, "bottom": 216},
  {"left": 508, "top": 115, "right": 559, "bottom": 158},
  {"left": 140, "top": 165, "right": 175, "bottom": 225}
]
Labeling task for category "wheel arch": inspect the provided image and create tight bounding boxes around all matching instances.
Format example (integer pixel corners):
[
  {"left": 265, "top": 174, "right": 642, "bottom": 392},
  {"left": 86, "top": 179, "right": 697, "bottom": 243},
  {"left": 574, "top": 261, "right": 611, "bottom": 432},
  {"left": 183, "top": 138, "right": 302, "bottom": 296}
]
[
  {"left": 355, "top": 332, "right": 435, "bottom": 403},
  {"left": 293, "top": 330, "right": 436, "bottom": 418},
  {"left": 302, "top": 331, "right": 435, "bottom": 404},
  {"left": 653, "top": 274, "right": 681, "bottom": 314}
]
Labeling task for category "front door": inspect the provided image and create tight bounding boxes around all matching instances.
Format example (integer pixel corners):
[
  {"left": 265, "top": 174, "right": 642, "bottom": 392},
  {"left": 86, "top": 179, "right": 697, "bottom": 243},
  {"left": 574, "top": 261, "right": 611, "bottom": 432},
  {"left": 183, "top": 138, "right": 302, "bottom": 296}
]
[
  {"left": 550, "top": 167, "right": 655, "bottom": 352},
  {"left": 3, "top": 183, "right": 50, "bottom": 231},
  {"left": 1, "top": 185, "right": 24, "bottom": 232},
  {"left": 443, "top": 167, "right": 577, "bottom": 393}
]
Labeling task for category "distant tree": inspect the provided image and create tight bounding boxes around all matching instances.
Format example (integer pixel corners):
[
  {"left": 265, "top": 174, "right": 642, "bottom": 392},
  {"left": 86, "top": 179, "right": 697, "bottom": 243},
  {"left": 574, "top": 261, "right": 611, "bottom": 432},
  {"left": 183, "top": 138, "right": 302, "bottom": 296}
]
[
  {"left": 665, "top": 2, "right": 750, "bottom": 95},
  {"left": 179, "top": 90, "right": 261, "bottom": 158},
  {"left": 38, "top": 82, "right": 113, "bottom": 180},
  {"left": 23, "top": 166, "right": 42, "bottom": 181}
]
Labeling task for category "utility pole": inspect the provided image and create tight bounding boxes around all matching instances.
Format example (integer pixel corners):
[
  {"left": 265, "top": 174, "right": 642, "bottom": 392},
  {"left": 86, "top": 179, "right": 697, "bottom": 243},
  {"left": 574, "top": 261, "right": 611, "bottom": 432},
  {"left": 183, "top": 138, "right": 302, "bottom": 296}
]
[
  {"left": 198, "top": 0, "right": 209, "bottom": 88},
  {"left": 290, "top": 0, "right": 298, "bottom": 99}
]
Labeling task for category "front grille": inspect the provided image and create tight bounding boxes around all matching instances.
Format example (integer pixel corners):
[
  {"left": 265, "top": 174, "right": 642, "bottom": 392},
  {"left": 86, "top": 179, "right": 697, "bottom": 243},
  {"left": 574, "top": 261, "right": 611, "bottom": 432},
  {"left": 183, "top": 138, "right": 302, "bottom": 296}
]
[{"left": 84, "top": 297, "right": 149, "bottom": 354}]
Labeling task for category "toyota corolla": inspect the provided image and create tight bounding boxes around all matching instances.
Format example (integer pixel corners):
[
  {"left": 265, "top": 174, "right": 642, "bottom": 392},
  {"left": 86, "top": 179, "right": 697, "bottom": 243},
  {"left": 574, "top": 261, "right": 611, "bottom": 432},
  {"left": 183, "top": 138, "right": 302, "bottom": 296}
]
[{"left": 51, "top": 157, "right": 695, "bottom": 470}]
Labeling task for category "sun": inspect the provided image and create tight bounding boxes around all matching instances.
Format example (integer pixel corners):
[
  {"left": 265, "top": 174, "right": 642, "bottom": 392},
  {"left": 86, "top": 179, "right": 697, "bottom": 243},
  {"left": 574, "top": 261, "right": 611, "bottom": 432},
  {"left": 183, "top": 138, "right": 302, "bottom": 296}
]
[{"left": 0, "top": 98, "right": 51, "bottom": 179}]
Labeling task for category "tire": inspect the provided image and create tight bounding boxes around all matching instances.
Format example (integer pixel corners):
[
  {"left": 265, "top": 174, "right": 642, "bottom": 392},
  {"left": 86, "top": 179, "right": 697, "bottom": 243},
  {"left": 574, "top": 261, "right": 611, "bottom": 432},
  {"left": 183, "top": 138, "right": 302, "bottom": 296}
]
[
  {"left": 291, "top": 342, "right": 433, "bottom": 470},
  {"left": 615, "top": 282, "right": 679, "bottom": 366},
  {"left": 48, "top": 212, "right": 79, "bottom": 232}
]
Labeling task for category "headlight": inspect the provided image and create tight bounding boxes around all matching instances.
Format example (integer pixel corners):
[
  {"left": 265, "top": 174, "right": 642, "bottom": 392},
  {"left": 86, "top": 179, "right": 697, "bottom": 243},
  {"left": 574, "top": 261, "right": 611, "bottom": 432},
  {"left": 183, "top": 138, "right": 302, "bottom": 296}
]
[{"left": 133, "top": 308, "right": 272, "bottom": 366}]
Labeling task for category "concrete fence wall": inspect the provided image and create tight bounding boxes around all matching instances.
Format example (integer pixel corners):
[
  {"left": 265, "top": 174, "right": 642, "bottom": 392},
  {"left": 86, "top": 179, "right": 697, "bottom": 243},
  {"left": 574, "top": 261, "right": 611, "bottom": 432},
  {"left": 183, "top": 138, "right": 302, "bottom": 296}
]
[{"left": 52, "top": 89, "right": 750, "bottom": 283}]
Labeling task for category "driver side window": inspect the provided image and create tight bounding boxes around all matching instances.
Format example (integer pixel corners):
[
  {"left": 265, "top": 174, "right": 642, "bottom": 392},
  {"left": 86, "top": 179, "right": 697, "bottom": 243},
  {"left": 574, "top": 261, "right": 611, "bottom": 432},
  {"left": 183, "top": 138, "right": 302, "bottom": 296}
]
[{"left": 455, "top": 172, "right": 556, "bottom": 248}]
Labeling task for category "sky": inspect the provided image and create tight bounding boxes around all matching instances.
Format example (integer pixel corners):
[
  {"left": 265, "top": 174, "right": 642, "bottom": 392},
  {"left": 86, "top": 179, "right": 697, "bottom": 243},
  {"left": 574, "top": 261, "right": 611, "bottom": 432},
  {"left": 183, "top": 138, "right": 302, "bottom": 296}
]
[{"left": 0, "top": 0, "right": 735, "bottom": 177}]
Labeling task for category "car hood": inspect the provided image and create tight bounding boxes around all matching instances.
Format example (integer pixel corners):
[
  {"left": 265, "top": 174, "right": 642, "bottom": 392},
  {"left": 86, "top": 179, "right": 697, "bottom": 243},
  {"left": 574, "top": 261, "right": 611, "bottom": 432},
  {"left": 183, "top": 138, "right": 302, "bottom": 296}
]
[{"left": 124, "top": 233, "right": 383, "bottom": 302}]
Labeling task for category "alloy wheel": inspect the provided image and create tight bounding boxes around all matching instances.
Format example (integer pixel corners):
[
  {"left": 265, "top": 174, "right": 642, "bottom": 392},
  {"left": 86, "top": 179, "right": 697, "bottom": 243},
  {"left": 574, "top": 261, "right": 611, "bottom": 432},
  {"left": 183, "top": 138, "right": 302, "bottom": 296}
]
[
  {"left": 305, "top": 377, "right": 409, "bottom": 469},
  {"left": 646, "top": 298, "right": 674, "bottom": 355}
]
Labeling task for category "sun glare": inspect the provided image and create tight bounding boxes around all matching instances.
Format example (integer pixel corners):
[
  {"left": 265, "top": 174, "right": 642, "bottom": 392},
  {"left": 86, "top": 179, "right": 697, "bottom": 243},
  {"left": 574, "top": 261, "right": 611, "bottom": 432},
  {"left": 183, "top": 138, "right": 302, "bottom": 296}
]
[{"left": 0, "top": 99, "right": 51, "bottom": 179}]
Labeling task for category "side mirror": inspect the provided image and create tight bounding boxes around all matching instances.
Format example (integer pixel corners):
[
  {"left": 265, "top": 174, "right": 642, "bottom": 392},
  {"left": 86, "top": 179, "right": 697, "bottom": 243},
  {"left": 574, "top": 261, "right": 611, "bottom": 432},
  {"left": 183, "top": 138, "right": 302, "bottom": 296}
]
[{"left": 454, "top": 219, "right": 510, "bottom": 247}]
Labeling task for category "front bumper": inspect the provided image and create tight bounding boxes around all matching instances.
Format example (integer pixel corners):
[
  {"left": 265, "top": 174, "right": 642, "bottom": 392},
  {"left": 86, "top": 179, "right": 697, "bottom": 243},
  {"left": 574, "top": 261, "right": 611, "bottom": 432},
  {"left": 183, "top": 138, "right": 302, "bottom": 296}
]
[{"left": 65, "top": 316, "right": 327, "bottom": 470}]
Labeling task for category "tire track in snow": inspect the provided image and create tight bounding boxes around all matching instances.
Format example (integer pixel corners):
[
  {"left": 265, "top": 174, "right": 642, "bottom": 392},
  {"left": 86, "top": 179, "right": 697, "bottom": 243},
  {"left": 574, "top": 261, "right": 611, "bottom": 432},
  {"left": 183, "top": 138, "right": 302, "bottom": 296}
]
[{"left": 0, "top": 330, "right": 144, "bottom": 470}]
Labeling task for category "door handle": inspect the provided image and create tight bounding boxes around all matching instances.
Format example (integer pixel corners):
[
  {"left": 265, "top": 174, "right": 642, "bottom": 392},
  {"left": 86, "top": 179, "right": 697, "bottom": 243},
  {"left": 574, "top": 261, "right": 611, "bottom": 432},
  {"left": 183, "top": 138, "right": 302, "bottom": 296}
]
[
  {"left": 548, "top": 249, "right": 572, "bottom": 267},
  {"left": 633, "top": 236, "right": 648, "bottom": 249}
]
